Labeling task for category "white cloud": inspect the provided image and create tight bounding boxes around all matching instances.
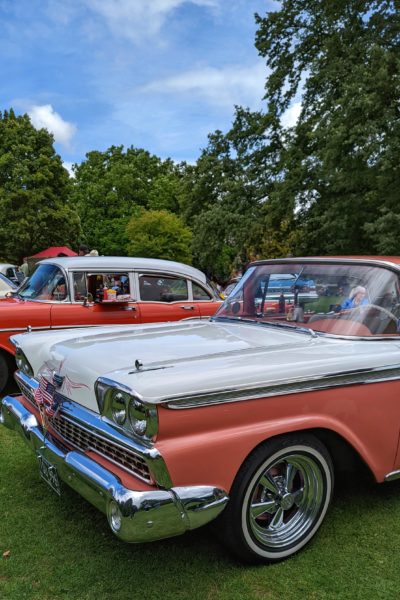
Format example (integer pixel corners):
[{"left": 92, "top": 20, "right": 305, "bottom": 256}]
[
  {"left": 29, "top": 104, "right": 76, "bottom": 148},
  {"left": 281, "top": 101, "right": 302, "bottom": 129},
  {"left": 63, "top": 161, "right": 75, "bottom": 177},
  {"left": 85, "top": 0, "right": 219, "bottom": 41},
  {"left": 140, "top": 63, "right": 265, "bottom": 109}
]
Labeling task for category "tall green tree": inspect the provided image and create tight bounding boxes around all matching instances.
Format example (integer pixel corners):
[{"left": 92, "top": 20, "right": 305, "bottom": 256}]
[
  {"left": 0, "top": 109, "right": 80, "bottom": 262},
  {"left": 126, "top": 209, "right": 193, "bottom": 264},
  {"left": 254, "top": 0, "right": 400, "bottom": 255},
  {"left": 71, "top": 146, "right": 185, "bottom": 255},
  {"left": 182, "top": 124, "right": 272, "bottom": 282}
]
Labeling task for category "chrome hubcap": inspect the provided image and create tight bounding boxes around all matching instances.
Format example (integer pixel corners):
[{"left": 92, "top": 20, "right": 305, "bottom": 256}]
[
  {"left": 248, "top": 452, "right": 325, "bottom": 549},
  {"left": 280, "top": 492, "right": 294, "bottom": 511}
]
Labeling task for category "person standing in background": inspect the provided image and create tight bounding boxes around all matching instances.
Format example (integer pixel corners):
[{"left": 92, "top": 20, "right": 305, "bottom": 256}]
[
  {"left": 20, "top": 258, "right": 29, "bottom": 278},
  {"left": 78, "top": 244, "right": 99, "bottom": 257},
  {"left": 78, "top": 244, "right": 89, "bottom": 256}
]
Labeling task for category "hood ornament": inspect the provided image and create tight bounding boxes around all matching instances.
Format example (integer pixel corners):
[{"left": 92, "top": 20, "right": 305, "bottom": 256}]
[{"left": 129, "top": 358, "right": 170, "bottom": 375}]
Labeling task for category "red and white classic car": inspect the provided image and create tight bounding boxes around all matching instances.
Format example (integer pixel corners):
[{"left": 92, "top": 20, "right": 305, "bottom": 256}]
[
  {"left": 0, "top": 256, "right": 221, "bottom": 391},
  {"left": 2, "top": 256, "right": 400, "bottom": 563}
]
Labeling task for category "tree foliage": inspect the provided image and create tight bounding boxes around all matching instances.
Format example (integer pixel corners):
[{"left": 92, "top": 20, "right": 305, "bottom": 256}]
[
  {"left": 0, "top": 109, "right": 80, "bottom": 263},
  {"left": 187, "top": 0, "right": 400, "bottom": 275},
  {"left": 181, "top": 120, "right": 278, "bottom": 282},
  {"left": 254, "top": 0, "right": 400, "bottom": 255},
  {"left": 126, "top": 209, "right": 193, "bottom": 264},
  {"left": 181, "top": 1, "right": 400, "bottom": 278},
  {"left": 71, "top": 146, "right": 185, "bottom": 256}
]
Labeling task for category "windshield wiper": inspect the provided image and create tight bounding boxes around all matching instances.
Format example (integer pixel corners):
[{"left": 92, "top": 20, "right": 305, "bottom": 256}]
[
  {"left": 212, "top": 316, "right": 255, "bottom": 324},
  {"left": 259, "top": 320, "right": 318, "bottom": 338},
  {"left": 212, "top": 315, "right": 318, "bottom": 338}
]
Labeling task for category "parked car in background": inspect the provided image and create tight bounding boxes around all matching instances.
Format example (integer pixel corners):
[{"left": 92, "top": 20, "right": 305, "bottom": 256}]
[
  {"left": 3, "top": 256, "right": 400, "bottom": 563},
  {"left": 0, "top": 256, "right": 221, "bottom": 391},
  {"left": 0, "top": 263, "right": 22, "bottom": 286},
  {"left": 0, "top": 273, "right": 17, "bottom": 298}
]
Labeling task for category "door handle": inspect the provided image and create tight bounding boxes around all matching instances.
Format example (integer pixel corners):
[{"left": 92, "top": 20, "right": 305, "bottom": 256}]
[
  {"left": 181, "top": 305, "right": 195, "bottom": 310},
  {"left": 124, "top": 306, "right": 137, "bottom": 311}
]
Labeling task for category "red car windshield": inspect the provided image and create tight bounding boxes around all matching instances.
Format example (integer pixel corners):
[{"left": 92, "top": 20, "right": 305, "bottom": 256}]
[{"left": 18, "top": 264, "right": 67, "bottom": 301}]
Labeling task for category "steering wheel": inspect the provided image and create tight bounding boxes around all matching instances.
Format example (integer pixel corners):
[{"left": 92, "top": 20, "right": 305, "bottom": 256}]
[{"left": 347, "top": 303, "right": 399, "bottom": 327}]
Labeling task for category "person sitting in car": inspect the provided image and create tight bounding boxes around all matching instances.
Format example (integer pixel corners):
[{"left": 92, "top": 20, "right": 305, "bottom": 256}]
[
  {"left": 341, "top": 286, "right": 369, "bottom": 309},
  {"left": 111, "top": 276, "right": 122, "bottom": 294}
]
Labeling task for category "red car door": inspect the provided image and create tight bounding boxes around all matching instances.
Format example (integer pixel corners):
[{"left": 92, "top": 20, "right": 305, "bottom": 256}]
[
  {"left": 50, "top": 270, "right": 141, "bottom": 329},
  {"left": 191, "top": 281, "right": 221, "bottom": 318},
  {"left": 50, "top": 301, "right": 141, "bottom": 329}
]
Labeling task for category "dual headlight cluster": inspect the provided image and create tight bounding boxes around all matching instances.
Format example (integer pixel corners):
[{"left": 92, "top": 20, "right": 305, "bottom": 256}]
[
  {"left": 95, "top": 379, "right": 157, "bottom": 440},
  {"left": 15, "top": 347, "right": 34, "bottom": 377}
]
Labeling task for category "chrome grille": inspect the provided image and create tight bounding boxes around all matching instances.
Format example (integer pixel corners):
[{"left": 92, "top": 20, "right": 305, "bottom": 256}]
[
  {"left": 50, "top": 415, "right": 151, "bottom": 483},
  {"left": 17, "top": 374, "right": 151, "bottom": 484},
  {"left": 50, "top": 414, "right": 151, "bottom": 482}
]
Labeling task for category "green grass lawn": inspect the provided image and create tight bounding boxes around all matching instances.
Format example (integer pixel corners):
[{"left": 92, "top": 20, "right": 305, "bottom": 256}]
[{"left": 1, "top": 418, "right": 400, "bottom": 599}]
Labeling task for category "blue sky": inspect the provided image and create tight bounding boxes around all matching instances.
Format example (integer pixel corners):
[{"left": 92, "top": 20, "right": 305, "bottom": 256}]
[{"left": 1, "top": 0, "right": 281, "bottom": 172}]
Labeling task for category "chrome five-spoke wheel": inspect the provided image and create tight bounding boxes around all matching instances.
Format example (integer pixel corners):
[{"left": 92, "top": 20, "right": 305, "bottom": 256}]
[{"left": 221, "top": 434, "right": 333, "bottom": 563}]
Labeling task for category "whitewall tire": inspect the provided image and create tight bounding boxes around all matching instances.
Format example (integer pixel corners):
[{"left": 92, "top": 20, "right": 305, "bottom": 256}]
[{"left": 221, "top": 434, "right": 334, "bottom": 563}]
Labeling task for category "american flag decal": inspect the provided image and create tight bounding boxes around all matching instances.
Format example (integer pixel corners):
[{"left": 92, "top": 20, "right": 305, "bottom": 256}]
[{"left": 35, "top": 377, "right": 60, "bottom": 418}]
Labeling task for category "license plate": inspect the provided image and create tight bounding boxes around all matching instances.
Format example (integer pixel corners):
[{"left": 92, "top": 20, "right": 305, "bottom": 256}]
[{"left": 38, "top": 454, "right": 61, "bottom": 496}]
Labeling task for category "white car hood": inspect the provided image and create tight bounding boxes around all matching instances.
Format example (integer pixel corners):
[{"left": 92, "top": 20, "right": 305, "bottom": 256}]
[{"left": 14, "top": 319, "right": 400, "bottom": 412}]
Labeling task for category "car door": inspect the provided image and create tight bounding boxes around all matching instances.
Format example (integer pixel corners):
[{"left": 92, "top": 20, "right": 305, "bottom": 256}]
[
  {"left": 191, "top": 280, "right": 221, "bottom": 318},
  {"left": 136, "top": 273, "right": 200, "bottom": 323},
  {"left": 50, "top": 270, "right": 141, "bottom": 329}
]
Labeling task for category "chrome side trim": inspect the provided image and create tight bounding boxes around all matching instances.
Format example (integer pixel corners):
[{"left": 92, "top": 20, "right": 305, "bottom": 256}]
[
  {"left": 384, "top": 470, "right": 400, "bottom": 482},
  {"left": 53, "top": 324, "right": 140, "bottom": 330},
  {"left": 165, "top": 363, "right": 400, "bottom": 409},
  {"left": 1, "top": 324, "right": 131, "bottom": 334},
  {"left": 0, "top": 327, "right": 30, "bottom": 333},
  {"left": 0, "top": 395, "right": 228, "bottom": 544}
]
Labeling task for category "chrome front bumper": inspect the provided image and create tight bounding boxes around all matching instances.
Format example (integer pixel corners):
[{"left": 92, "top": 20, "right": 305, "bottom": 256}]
[{"left": 1, "top": 395, "right": 229, "bottom": 543}]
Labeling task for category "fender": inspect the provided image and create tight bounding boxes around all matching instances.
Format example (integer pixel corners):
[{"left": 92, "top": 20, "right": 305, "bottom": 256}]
[{"left": 156, "top": 381, "right": 400, "bottom": 491}]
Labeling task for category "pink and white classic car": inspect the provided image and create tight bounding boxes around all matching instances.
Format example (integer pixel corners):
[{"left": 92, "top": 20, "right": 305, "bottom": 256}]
[{"left": 2, "top": 256, "right": 400, "bottom": 563}]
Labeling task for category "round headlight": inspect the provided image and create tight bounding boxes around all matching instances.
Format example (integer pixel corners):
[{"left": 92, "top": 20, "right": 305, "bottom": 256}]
[
  {"left": 128, "top": 398, "right": 147, "bottom": 436},
  {"left": 111, "top": 391, "right": 128, "bottom": 425}
]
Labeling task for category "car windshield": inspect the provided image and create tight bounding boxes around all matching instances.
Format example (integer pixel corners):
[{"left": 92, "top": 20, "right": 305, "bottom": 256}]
[
  {"left": 213, "top": 261, "right": 400, "bottom": 337},
  {"left": 18, "top": 264, "right": 67, "bottom": 301}
]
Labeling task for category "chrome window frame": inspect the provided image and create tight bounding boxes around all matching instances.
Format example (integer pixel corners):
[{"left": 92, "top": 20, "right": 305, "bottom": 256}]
[{"left": 69, "top": 269, "right": 137, "bottom": 304}]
